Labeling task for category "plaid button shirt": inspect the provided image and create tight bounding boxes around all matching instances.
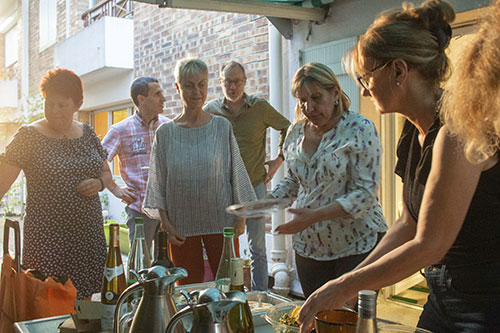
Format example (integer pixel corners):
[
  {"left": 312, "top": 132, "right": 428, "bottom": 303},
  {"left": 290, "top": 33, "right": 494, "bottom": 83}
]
[{"left": 102, "top": 112, "right": 170, "bottom": 212}]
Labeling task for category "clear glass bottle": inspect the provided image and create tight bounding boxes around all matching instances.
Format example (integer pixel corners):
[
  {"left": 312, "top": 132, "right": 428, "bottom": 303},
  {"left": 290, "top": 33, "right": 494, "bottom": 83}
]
[
  {"left": 101, "top": 224, "right": 127, "bottom": 331},
  {"left": 152, "top": 230, "right": 174, "bottom": 269},
  {"left": 215, "top": 227, "right": 235, "bottom": 292},
  {"left": 355, "top": 290, "right": 378, "bottom": 333},
  {"left": 127, "top": 217, "right": 152, "bottom": 286}
]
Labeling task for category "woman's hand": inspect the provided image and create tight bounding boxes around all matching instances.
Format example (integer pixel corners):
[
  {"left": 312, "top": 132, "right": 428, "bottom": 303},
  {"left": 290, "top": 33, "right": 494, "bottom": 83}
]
[
  {"left": 164, "top": 224, "right": 186, "bottom": 246},
  {"left": 298, "top": 279, "right": 350, "bottom": 333},
  {"left": 274, "top": 207, "right": 319, "bottom": 234},
  {"left": 159, "top": 210, "right": 185, "bottom": 245},
  {"left": 233, "top": 218, "right": 246, "bottom": 237},
  {"left": 76, "top": 178, "right": 102, "bottom": 197}
]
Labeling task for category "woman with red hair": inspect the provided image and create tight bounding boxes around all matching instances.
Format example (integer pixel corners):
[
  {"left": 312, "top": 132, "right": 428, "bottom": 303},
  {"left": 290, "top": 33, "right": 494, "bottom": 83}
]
[{"left": 0, "top": 69, "right": 114, "bottom": 299}]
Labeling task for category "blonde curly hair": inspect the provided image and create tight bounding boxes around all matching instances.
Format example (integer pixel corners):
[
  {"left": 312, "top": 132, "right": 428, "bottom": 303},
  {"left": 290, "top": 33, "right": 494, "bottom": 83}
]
[{"left": 442, "top": 0, "right": 500, "bottom": 163}]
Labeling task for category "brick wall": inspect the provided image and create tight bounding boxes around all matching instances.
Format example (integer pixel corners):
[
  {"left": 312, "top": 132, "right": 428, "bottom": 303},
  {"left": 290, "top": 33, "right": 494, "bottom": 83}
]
[
  {"left": 133, "top": 4, "right": 270, "bottom": 117},
  {"left": 28, "top": 0, "right": 87, "bottom": 95}
]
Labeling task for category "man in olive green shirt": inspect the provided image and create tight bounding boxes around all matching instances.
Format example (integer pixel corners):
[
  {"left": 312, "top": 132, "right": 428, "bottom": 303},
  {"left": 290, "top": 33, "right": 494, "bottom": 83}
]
[{"left": 204, "top": 61, "right": 290, "bottom": 290}]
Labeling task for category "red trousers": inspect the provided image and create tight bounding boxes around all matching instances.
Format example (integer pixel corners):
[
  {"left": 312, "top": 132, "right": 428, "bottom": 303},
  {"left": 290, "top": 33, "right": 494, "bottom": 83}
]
[{"left": 170, "top": 234, "right": 240, "bottom": 285}]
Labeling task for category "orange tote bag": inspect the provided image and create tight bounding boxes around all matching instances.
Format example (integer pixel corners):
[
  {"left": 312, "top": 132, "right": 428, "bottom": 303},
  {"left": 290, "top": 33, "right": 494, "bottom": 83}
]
[{"left": 0, "top": 219, "right": 76, "bottom": 333}]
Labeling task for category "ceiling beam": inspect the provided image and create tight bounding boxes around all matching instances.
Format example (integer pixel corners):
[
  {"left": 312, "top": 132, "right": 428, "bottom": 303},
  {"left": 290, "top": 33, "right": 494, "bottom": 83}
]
[{"left": 134, "top": 0, "right": 326, "bottom": 21}]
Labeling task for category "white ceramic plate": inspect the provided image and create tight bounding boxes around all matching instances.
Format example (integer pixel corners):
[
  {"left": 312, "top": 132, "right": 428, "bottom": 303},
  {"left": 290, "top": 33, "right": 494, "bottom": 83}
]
[{"left": 226, "top": 198, "right": 290, "bottom": 218}]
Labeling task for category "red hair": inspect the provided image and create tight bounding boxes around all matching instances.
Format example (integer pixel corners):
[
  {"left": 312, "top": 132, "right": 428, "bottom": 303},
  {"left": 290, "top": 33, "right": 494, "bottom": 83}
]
[{"left": 39, "top": 68, "right": 84, "bottom": 105}]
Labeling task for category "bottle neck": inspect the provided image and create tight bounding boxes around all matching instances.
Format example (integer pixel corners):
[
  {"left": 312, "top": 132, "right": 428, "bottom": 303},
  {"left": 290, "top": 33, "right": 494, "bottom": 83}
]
[
  {"left": 109, "top": 225, "right": 120, "bottom": 248},
  {"left": 157, "top": 231, "right": 170, "bottom": 259},
  {"left": 222, "top": 235, "right": 235, "bottom": 257},
  {"left": 358, "top": 307, "right": 376, "bottom": 320},
  {"left": 358, "top": 294, "right": 377, "bottom": 320},
  {"left": 134, "top": 223, "right": 145, "bottom": 240}
]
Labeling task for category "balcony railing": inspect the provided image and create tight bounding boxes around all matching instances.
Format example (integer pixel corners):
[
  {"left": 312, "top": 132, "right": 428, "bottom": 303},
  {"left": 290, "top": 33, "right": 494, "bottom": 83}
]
[{"left": 82, "top": 0, "right": 133, "bottom": 27}]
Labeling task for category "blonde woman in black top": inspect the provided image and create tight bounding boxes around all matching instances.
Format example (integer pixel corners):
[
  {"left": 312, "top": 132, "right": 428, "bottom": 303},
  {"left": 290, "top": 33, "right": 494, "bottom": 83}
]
[{"left": 298, "top": 1, "right": 500, "bottom": 332}]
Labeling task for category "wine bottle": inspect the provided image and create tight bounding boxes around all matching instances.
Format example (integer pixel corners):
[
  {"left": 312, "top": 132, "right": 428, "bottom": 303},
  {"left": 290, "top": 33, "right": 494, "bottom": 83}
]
[
  {"left": 215, "top": 227, "right": 236, "bottom": 292},
  {"left": 127, "top": 217, "right": 152, "bottom": 286},
  {"left": 228, "top": 257, "right": 254, "bottom": 333},
  {"left": 101, "top": 224, "right": 127, "bottom": 331},
  {"left": 230, "top": 257, "right": 245, "bottom": 292},
  {"left": 355, "top": 290, "right": 378, "bottom": 333},
  {"left": 152, "top": 230, "right": 174, "bottom": 269}
]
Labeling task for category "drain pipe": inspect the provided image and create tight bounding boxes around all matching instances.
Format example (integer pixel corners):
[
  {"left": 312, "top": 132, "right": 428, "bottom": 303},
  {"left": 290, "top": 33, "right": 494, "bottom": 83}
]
[{"left": 268, "top": 22, "right": 290, "bottom": 296}]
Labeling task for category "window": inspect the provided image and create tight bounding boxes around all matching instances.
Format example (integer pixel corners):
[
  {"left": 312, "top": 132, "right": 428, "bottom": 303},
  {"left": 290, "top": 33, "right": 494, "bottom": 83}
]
[
  {"left": 91, "top": 108, "right": 132, "bottom": 175},
  {"left": 39, "top": 0, "right": 57, "bottom": 51},
  {"left": 4, "top": 25, "right": 18, "bottom": 66},
  {"left": 300, "top": 37, "right": 359, "bottom": 113}
]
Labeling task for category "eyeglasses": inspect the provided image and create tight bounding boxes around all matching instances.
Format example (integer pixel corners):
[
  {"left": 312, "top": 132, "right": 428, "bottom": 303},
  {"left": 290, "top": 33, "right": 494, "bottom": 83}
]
[
  {"left": 221, "top": 78, "right": 246, "bottom": 87},
  {"left": 356, "top": 60, "right": 393, "bottom": 90}
]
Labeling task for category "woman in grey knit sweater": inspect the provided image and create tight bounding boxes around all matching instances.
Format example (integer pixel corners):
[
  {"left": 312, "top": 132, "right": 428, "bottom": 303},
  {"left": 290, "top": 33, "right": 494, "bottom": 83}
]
[{"left": 144, "top": 58, "right": 256, "bottom": 285}]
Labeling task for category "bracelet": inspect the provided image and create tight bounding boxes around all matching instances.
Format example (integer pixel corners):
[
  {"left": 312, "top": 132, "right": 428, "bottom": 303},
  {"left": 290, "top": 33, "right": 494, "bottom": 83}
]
[
  {"left": 98, "top": 178, "right": 104, "bottom": 192},
  {"left": 278, "top": 152, "right": 285, "bottom": 160}
]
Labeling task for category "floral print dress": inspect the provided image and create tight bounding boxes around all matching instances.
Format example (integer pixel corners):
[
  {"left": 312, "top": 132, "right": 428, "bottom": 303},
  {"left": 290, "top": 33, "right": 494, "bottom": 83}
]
[
  {"left": 271, "top": 111, "right": 387, "bottom": 261},
  {"left": 1, "top": 125, "right": 107, "bottom": 299}
]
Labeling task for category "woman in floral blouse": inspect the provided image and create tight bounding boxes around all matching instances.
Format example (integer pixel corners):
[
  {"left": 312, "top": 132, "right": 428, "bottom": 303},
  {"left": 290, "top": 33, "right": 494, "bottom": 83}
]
[{"left": 270, "top": 62, "right": 387, "bottom": 297}]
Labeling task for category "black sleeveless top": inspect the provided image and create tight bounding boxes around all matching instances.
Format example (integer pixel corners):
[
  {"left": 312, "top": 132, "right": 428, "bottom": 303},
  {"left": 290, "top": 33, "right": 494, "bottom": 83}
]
[{"left": 395, "top": 117, "right": 500, "bottom": 267}]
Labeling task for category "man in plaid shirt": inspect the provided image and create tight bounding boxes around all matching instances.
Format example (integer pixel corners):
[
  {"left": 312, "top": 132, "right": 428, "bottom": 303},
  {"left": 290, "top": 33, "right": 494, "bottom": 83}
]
[{"left": 102, "top": 77, "right": 170, "bottom": 255}]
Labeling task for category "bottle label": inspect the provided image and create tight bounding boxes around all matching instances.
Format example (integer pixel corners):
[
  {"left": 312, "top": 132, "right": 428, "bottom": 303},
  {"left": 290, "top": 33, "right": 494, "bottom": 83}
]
[
  {"left": 101, "top": 303, "right": 116, "bottom": 331},
  {"left": 104, "top": 266, "right": 124, "bottom": 282},
  {"left": 230, "top": 258, "right": 244, "bottom": 286}
]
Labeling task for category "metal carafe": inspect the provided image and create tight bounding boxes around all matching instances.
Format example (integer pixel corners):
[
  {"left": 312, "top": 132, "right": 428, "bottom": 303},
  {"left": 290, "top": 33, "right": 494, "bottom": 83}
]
[
  {"left": 114, "top": 266, "right": 188, "bottom": 333},
  {"left": 165, "top": 288, "right": 254, "bottom": 333}
]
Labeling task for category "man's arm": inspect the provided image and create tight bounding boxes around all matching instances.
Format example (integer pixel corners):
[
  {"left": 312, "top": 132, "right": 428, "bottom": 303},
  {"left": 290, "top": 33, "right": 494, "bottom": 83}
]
[
  {"left": 101, "top": 125, "right": 137, "bottom": 204},
  {"left": 263, "top": 101, "right": 291, "bottom": 183}
]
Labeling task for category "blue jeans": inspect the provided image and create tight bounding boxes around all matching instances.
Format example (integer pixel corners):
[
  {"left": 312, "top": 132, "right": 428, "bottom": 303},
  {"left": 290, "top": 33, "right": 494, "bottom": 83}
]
[
  {"left": 246, "top": 182, "right": 268, "bottom": 291},
  {"left": 418, "top": 262, "right": 500, "bottom": 332},
  {"left": 126, "top": 206, "right": 161, "bottom": 260}
]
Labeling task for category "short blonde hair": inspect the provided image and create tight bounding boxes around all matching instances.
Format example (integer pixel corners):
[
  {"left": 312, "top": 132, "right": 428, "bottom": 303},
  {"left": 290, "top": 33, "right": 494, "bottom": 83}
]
[
  {"left": 291, "top": 62, "right": 350, "bottom": 123},
  {"left": 345, "top": 0, "right": 455, "bottom": 94},
  {"left": 442, "top": 0, "right": 500, "bottom": 163},
  {"left": 174, "top": 58, "right": 208, "bottom": 84}
]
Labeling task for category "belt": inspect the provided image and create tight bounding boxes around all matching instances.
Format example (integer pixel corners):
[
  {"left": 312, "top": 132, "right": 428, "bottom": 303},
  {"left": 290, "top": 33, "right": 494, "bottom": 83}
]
[{"left": 425, "top": 265, "right": 452, "bottom": 288}]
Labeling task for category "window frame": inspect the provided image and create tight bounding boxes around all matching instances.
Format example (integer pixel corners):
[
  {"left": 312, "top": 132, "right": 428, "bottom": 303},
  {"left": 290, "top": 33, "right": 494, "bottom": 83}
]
[
  {"left": 4, "top": 24, "right": 18, "bottom": 66},
  {"left": 91, "top": 106, "right": 133, "bottom": 176},
  {"left": 39, "top": 0, "right": 57, "bottom": 52}
]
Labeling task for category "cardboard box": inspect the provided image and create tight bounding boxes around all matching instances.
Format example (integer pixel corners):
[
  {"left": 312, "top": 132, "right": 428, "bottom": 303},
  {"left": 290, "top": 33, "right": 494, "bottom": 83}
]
[
  {"left": 74, "top": 300, "right": 101, "bottom": 320},
  {"left": 58, "top": 314, "right": 100, "bottom": 333},
  {"left": 59, "top": 300, "right": 102, "bottom": 332}
]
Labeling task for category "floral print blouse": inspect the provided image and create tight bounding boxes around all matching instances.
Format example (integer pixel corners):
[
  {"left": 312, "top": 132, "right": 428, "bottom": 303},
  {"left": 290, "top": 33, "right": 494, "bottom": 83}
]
[{"left": 271, "top": 111, "right": 387, "bottom": 261}]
